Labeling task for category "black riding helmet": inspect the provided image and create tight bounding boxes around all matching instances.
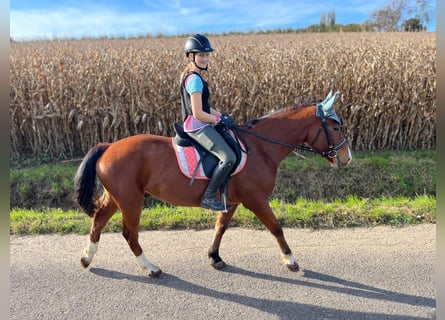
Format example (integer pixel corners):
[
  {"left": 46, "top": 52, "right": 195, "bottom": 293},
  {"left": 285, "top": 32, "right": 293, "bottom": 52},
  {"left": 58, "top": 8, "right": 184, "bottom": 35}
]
[{"left": 184, "top": 34, "right": 214, "bottom": 57}]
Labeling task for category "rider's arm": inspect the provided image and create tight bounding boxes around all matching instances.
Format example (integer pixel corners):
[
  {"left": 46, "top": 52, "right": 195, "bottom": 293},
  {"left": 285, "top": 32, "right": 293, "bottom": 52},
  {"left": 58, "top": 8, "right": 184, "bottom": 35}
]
[{"left": 190, "top": 92, "right": 219, "bottom": 123}]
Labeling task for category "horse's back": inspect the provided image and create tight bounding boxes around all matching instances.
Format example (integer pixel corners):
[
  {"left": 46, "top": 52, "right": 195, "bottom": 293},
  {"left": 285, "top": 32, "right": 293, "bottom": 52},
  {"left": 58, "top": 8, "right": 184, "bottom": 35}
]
[
  {"left": 96, "top": 134, "right": 174, "bottom": 185},
  {"left": 102, "top": 134, "right": 172, "bottom": 158}
]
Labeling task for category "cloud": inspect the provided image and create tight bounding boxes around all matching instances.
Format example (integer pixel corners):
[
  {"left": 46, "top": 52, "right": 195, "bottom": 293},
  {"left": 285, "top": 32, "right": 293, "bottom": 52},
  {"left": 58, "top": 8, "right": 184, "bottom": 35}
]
[
  {"left": 10, "top": 0, "right": 436, "bottom": 41},
  {"left": 11, "top": 0, "right": 333, "bottom": 40},
  {"left": 11, "top": 8, "right": 173, "bottom": 40}
]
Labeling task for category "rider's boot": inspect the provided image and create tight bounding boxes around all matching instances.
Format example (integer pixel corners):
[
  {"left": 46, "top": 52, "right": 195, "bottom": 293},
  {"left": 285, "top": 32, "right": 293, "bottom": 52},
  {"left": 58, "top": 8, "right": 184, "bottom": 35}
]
[{"left": 201, "top": 162, "right": 233, "bottom": 212}]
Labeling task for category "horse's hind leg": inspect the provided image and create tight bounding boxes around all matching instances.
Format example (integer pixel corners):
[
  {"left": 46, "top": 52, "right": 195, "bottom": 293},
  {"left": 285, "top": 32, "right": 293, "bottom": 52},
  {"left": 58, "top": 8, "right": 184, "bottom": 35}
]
[
  {"left": 208, "top": 205, "right": 238, "bottom": 269},
  {"left": 245, "top": 201, "right": 299, "bottom": 272},
  {"left": 81, "top": 192, "right": 118, "bottom": 268},
  {"left": 120, "top": 202, "right": 162, "bottom": 277}
]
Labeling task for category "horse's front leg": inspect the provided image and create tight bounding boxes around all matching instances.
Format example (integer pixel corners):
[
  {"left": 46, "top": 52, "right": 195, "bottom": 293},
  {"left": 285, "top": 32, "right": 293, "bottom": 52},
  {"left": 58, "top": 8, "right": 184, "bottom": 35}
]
[
  {"left": 208, "top": 205, "right": 238, "bottom": 269},
  {"left": 245, "top": 201, "right": 299, "bottom": 272}
]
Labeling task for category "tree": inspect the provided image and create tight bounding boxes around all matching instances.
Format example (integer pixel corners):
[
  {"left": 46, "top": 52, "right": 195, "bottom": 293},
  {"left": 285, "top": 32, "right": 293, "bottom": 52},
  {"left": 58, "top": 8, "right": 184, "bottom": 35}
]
[
  {"left": 327, "top": 11, "right": 336, "bottom": 28},
  {"left": 406, "top": 0, "right": 433, "bottom": 30},
  {"left": 319, "top": 11, "right": 327, "bottom": 27},
  {"left": 368, "top": 0, "right": 408, "bottom": 31},
  {"left": 402, "top": 18, "right": 424, "bottom": 31}
]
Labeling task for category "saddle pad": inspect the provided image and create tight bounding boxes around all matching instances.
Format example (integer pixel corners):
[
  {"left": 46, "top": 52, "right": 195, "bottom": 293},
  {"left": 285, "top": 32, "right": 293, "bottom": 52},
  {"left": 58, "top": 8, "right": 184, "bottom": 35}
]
[{"left": 173, "top": 139, "right": 247, "bottom": 180}]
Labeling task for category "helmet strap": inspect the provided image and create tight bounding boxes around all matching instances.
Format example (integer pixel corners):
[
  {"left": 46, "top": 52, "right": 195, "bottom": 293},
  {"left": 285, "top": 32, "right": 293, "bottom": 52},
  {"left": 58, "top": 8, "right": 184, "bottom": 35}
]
[{"left": 192, "top": 53, "right": 208, "bottom": 71}]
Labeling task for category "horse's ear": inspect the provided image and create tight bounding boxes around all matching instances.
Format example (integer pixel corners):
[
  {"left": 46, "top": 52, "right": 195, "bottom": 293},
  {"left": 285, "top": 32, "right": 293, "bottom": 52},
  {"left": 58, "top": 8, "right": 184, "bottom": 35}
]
[
  {"left": 316, "top": 91, "right": 342, "bottom": 124},
  {"left": 320, "top": 91, "right": 340, "bottom": 113}
]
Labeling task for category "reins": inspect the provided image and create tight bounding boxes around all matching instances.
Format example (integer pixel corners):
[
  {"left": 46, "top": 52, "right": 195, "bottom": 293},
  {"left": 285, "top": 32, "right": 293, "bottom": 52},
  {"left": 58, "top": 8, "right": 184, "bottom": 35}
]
[{"left": 231, "top": 116, "right": 348, "bottom": 159}]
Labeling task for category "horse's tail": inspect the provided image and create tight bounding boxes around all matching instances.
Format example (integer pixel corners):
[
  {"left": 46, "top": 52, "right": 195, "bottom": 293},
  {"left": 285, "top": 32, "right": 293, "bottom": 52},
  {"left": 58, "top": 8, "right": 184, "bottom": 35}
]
[{"left": 74, "top": 143, "right": 110, "bottom": 217}]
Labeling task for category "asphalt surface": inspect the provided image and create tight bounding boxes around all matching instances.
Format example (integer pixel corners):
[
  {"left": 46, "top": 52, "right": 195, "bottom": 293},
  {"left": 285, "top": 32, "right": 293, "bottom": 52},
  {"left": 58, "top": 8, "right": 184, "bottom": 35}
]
[{"left": 10, "top": 224, "right": 436, "bottom": 320}]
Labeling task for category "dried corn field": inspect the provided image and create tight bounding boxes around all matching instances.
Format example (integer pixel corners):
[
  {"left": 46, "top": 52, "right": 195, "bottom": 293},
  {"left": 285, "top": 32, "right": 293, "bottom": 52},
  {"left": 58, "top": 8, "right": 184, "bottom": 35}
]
[{"left": 10, "top": 32, "right": 436, "bottom": 159}]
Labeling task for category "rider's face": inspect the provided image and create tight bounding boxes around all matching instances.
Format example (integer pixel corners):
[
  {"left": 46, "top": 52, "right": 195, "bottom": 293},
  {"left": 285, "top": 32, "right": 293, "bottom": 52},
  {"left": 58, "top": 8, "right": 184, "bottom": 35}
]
[{"left": 191, "top": 52, "right": 210, "bottom": 69}]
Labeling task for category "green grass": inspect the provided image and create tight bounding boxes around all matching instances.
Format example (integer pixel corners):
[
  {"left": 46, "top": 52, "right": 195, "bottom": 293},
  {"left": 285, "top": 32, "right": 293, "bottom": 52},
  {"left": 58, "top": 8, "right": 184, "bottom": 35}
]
[
  {"left": 10, "top": 150, "right": 436, "bottom": 235},
  {"left": 10, "top": 195, "right": 436, "bottom": 235}
]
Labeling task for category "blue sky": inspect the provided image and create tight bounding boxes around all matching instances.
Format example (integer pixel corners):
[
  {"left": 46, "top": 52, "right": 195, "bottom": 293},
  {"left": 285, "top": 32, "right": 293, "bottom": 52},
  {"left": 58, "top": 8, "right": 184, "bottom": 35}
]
[{"left": 10, "top": 0, "right": 436, "bottom": 41}]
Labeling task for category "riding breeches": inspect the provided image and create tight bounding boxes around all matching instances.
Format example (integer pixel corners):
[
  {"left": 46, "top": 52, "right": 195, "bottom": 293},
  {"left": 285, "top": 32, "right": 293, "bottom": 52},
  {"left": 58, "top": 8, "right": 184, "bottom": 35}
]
[{"left": 187, "top": 125, "right": 236, "bottom": 170}]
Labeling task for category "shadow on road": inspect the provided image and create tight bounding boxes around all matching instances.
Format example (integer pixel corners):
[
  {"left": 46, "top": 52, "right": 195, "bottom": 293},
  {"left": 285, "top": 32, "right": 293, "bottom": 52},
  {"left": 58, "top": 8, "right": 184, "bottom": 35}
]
[
  {"left": 90, "top": 266, "right": 434, "bottom": 320},
  {"left": 222, "top": 266, "right": 434, "bottom": 308}
]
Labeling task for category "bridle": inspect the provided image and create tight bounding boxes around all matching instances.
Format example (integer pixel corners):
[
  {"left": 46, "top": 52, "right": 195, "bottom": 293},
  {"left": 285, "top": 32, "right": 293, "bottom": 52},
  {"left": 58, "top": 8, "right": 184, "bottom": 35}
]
[
  {"left": 303, "top": 117, "right": 348, "bottom": 158},
  {"left": 231, "top": 115, "right": 348, "bottom": 159}
]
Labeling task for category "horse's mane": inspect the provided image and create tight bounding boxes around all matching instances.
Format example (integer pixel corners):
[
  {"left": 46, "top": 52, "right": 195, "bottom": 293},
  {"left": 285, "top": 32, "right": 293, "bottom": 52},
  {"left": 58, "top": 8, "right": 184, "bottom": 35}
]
[{"left": 244, "top": 103, "right": 314, "bottom": 127}]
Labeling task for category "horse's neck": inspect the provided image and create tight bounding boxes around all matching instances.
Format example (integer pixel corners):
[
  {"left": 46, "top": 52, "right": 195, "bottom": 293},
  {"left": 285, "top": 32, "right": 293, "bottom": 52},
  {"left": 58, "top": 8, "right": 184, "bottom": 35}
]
[{"left": 251, "top": 109, "right": 312, "bottom": 163}]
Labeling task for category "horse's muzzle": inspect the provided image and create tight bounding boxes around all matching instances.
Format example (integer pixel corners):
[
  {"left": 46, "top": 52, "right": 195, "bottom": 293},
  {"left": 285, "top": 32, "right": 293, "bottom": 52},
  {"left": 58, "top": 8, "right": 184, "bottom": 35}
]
[{"left": 328, "top": 146, "right": 352, "bottom": 168}]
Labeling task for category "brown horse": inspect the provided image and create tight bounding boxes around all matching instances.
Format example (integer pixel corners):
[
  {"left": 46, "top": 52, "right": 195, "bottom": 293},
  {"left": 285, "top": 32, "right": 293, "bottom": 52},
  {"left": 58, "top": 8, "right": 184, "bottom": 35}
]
[{"left": 74, "top": 91, "right": 352, "bottom": 277}]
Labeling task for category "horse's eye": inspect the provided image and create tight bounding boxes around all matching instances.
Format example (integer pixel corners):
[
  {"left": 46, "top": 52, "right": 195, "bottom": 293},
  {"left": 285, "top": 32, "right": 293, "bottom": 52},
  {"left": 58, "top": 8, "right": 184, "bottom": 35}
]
[{"left": 333, "top": 127, "right": 340, "bottom": 132}]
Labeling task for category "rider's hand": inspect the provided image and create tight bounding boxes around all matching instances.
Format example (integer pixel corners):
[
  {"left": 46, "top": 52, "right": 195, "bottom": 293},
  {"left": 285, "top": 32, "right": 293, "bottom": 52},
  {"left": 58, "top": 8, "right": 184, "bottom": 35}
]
[{"left": 220, "top": 114, "right": 235, "bottom": 127}]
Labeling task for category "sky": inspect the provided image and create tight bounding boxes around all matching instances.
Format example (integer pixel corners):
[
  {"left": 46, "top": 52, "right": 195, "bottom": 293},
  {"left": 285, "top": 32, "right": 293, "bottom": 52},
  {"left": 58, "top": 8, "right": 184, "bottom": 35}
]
[{"left": 10, "top": 0, "right": 436, "bottom": 41}]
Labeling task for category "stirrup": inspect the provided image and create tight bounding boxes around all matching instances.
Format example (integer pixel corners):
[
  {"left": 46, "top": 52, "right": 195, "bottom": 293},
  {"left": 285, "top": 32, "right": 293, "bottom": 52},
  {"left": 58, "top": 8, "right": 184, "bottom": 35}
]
[{"left": 201, "top": 197, "right": 232, "bottom": 212}]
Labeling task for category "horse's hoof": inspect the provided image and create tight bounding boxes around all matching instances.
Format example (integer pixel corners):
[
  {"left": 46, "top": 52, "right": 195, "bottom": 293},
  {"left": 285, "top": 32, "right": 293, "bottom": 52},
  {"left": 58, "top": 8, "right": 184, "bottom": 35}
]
[
  {"left": 80, "top": 257, "right": 90, "bottom": 269},
  {"left": 286, "top": 263, "right": 300, "bottom": 272},
  {"left": 211, "top": 260, "right": 227, "bottom": 270},
  {"left": 148, "top": 269, "right": 163, "bottom": 278}
]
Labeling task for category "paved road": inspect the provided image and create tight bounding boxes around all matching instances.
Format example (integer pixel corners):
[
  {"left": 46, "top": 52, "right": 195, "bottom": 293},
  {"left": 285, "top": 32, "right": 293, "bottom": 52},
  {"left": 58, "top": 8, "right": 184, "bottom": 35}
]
[{"left": 10, "top": 224, "right": 436, "bottom": 320}]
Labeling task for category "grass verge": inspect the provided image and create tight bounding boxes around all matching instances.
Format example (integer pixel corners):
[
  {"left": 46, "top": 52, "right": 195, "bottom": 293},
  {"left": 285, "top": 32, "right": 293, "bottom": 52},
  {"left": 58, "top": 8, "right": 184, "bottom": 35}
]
[{"left": 10, "top": 195, "right": 435, "bottom": 235}]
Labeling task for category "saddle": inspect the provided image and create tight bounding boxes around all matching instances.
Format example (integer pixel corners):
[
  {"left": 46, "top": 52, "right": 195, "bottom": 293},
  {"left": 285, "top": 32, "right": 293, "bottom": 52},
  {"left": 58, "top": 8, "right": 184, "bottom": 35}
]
[{"left": 172, "top": 122, "right": 246, "bottom": 185}]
